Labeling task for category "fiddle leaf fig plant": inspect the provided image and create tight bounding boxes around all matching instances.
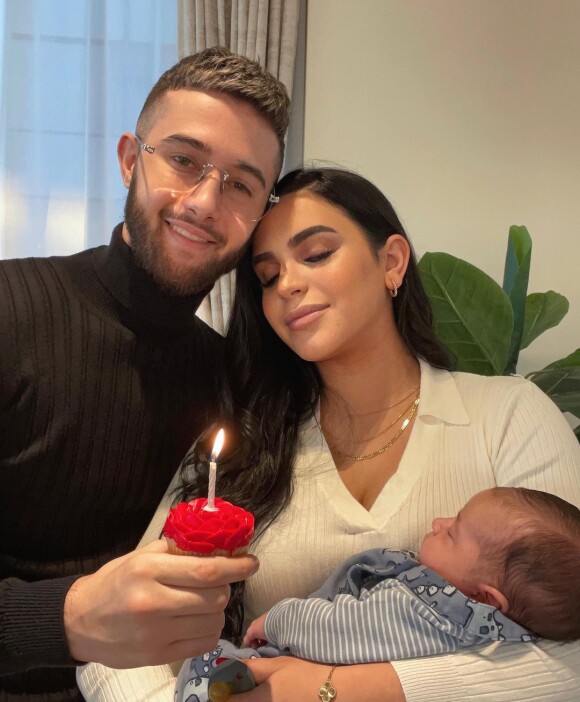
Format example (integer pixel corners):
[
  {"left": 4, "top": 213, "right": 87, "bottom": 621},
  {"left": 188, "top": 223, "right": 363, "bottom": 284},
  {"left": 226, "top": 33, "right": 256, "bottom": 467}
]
[
  {"left": 418, "top": 225, "right": 580, "bottom": 438},
  {"left": 502, "top": 225, "right": 532, "bottom": 374},
  {"left": 521, "top": 291, "right": 570, "bottom": 351},
  {"left": 418, "top": 251, "right": 513, "bottom": 376},
  {"left": 526, "top": 350, "right": 580, "bottom": 441}
]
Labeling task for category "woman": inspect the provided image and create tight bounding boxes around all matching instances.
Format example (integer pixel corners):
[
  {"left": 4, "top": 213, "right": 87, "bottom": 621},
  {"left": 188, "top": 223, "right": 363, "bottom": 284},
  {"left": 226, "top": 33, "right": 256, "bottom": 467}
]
[{"left": 78, "top": 168, "right": 580, "bottom": 701}]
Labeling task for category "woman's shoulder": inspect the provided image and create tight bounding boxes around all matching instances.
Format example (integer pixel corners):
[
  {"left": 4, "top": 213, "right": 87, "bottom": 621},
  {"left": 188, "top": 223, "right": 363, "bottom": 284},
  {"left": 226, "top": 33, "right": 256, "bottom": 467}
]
[
  {"left": 423, "top": 361, "right": 564, "bottom": 423},
  {"left": 451, "top": 368, "right": 531, "bottom": 393},
  {"left": 430, "top": 362, "right": 540, "bottom": 397}
]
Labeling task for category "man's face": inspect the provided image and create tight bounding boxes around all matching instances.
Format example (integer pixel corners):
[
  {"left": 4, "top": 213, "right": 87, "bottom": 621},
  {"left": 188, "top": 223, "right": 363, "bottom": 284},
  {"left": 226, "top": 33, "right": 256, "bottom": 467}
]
[{"left": 120, "top": 89, "right": 279, "bottom": 295}]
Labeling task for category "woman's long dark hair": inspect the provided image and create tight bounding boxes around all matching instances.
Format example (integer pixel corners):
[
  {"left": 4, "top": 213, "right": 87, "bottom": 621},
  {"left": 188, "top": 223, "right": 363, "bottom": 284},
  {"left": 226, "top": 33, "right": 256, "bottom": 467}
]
[{"left": 180, "top": 167, "right": 452, "bottom": 641}]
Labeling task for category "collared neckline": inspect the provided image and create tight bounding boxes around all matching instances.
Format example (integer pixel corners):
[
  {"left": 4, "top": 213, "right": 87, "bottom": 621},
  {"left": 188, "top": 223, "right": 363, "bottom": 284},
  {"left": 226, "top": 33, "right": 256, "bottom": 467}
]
[{"left": 416, "top": 359, "right": 470, "bottom": 426}]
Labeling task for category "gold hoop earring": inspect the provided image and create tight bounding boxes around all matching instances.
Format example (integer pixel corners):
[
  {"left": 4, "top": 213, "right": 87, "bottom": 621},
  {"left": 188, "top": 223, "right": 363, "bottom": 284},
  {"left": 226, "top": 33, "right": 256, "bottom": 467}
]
[{"left": 389, "top": 277, "right": 398, "bottom": 298}]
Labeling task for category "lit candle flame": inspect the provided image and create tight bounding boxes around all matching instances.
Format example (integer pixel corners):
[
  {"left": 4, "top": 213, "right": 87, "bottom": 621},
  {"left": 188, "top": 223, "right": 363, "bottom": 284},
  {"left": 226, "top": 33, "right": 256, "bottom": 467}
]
[
  {"left": 210, "top": 428, "right": 225, "bottom": 462},
  {"left": 205, "top": 428, "right": 225, "bottom": 512}
]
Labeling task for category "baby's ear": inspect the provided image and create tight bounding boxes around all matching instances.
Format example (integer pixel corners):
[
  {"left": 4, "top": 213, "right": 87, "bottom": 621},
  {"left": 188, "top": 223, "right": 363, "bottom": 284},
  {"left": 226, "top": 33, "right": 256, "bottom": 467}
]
[{"left": 476, "top": 584, "right": 509, "bottom": 613}]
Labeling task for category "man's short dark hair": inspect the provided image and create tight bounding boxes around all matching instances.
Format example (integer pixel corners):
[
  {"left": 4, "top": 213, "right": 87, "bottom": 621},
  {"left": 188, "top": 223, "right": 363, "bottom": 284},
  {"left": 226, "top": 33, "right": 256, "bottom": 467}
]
[{"left": 137, "top": 47, "right": 291, "bottom": 173}]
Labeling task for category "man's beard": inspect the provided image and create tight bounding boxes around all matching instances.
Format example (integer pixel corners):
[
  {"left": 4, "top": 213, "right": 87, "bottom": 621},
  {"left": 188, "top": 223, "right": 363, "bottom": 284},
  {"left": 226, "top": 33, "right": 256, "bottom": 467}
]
[{"left": 123, "top": 177, "right": 248, "bottom": 296}]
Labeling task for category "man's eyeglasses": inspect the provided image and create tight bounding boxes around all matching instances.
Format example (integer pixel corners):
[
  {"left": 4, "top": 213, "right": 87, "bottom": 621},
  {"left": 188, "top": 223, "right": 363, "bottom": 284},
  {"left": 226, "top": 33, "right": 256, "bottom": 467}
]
[{"left": 134, "top": 135, "right": 279, "bottom": 222}]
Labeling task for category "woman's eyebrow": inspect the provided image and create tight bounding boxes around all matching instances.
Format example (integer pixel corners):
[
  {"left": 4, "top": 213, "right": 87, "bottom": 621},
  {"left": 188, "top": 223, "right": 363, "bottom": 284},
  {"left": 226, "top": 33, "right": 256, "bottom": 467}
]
[
  {"left": 252, "top": 225, "right": 337, "bottom": 265},
  {"left": 288, "top": 225, "right": 337, "bottom": 248}
]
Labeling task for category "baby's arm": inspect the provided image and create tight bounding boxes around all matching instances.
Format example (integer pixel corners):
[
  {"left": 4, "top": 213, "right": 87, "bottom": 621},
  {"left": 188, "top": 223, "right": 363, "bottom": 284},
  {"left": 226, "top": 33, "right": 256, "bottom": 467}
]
[
  {"left": 243, "top": 612, "right": 268, "bottom": 648},
  {"left": 261, "top": 582, "right": 468, "bottom": 664}
]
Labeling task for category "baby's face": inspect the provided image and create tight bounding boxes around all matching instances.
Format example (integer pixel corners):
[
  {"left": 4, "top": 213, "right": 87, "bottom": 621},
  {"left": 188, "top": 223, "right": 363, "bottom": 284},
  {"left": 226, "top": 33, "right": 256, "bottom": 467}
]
[{"left": 418, "top": 490, "right": 500, "bottom": 596}]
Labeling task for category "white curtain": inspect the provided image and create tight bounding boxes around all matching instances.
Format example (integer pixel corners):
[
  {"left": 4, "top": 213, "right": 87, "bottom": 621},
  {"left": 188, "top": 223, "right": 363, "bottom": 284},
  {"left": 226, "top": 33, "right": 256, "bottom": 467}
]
[
  {"left": 177, "top": 0, "right": 304, "bottom": 333},
  {"left": 0, "top": 0, "right": 177, "bottom": 259}
]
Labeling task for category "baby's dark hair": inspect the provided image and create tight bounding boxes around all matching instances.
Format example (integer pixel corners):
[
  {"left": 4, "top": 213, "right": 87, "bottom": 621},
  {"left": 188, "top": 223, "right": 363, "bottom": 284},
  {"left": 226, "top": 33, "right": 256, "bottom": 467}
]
[{"left": 485, "top": 487, "right": 580, "bottom": 641}]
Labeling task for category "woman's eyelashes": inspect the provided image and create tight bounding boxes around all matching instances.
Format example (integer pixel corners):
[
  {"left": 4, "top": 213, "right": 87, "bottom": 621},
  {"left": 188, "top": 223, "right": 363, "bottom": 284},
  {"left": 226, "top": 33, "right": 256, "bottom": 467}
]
[
  {"left": 255, "top": 248, "right": 336, "bottom": 289},
  {"left": 304, "top": 249, "right": 334, "bottom": 264},
  {"left": 259, "top": 272, "right": 279, "bottom": 289}
]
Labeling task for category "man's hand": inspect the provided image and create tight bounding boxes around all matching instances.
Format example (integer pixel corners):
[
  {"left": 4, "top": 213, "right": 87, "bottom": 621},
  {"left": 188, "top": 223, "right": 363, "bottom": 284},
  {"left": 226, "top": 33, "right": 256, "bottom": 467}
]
[{"left": 64, "top": 539, "right": 258, "bottom": 668}]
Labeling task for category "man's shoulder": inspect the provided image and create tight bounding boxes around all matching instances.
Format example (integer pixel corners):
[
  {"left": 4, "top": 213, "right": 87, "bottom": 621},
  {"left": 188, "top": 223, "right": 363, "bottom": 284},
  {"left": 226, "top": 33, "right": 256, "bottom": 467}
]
[
  {"left": 0, "top": 243, "right": 105, "bottom": 274},
  {"left": 0, "top": 245, "right": 106, "bottom": 325},
  {"left": 0, "top": 253, "right": 57, "bottom": 297}
]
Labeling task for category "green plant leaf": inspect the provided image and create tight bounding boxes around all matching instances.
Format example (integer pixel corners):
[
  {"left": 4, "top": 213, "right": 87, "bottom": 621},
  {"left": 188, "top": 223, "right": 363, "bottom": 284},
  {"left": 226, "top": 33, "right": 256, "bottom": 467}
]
[
  {"left": 502, "top": 226, "right": 532, "bottom": 374},
  {"left": 542, "top": 348, "right": 580, "bottom": 369},
  {"left": 419, "top": 252, "right": 513, "bottom": 375},
  {"left": 520, "top": 291, "right": 569, "bottom": 350},
  {"left": 526, "top": 349, "right": 580, "bottom": 418}
]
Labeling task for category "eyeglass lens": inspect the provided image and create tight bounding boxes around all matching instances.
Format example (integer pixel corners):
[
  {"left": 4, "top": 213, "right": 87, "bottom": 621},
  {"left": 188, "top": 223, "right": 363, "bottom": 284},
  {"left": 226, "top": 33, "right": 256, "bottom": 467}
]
[{"left": 140, "top": 139, "right": 276, "bottom": 221}]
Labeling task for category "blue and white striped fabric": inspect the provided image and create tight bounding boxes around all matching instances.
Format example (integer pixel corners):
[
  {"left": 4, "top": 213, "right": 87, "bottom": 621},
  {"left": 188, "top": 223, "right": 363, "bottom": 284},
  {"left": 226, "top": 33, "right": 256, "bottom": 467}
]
[
  {"left": 263, "top": 548, "right": 534, "bottom": 664},
  {"left": 175, "top": 549, "right": 535, "bottom": 700}
]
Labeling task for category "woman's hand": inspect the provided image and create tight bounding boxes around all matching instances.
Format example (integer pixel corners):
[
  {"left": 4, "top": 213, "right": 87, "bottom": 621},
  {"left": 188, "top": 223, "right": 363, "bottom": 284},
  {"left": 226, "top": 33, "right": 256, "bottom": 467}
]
[{"left": 234, "top": 657, "right": 405, "bottom": 701}]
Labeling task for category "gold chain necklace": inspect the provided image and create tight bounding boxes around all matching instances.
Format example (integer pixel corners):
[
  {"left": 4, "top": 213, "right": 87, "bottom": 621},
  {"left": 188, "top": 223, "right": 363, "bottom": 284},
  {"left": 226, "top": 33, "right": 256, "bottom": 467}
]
[
  {"left": 336, "top": 396, "right": 420, "bottom": 461},
  {"left": 324, "top": 393, "right": 420, "bottom": 445},
  {"left": 349, "top": 384, "right": 420, "bottom": 417}
]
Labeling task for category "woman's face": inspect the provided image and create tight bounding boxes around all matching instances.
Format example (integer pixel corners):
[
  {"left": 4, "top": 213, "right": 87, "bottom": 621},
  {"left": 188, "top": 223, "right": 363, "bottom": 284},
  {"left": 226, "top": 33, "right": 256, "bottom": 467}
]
[{"left": 251, "top": 191, "right": 398, "bottom": 365}]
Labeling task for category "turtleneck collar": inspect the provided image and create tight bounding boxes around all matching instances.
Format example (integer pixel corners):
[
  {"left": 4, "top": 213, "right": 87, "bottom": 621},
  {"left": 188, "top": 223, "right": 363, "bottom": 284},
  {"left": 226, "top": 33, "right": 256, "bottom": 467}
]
[{"left": 92, "top": 224, "right": 213, "bottom": 334}]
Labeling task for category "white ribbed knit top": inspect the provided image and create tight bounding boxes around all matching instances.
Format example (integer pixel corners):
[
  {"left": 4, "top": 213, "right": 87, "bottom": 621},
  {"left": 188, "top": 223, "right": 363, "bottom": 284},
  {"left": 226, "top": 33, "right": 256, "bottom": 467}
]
[
  {"left": 78, "top": 361, "right": 580, "bottom": 702},
  {"left": 245, "top": 361, "right": 580, "bottom": 701}
]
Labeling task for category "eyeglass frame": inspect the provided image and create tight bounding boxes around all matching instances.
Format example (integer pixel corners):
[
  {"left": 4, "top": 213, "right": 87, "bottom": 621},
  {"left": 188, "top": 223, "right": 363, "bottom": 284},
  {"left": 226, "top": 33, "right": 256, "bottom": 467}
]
[{"left": 134, "top": 135, "right": 280, "bottom": 221}]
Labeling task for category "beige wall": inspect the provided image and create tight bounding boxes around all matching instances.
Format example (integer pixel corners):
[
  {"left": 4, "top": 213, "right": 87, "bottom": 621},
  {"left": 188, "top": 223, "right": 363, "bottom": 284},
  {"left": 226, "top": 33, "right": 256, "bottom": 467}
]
[{"left": 304, "top": 0, "right": 580, "bottom": 375}]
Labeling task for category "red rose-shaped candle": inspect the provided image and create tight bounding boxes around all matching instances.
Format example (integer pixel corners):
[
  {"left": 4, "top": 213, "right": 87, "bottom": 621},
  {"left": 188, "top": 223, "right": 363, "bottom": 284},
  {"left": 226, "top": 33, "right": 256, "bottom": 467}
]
[
  {"left": 163, "top": 497, "right": 254, "bottom": 556},
  {"left": 163, "top": 428, "right": 254, "bottom": 556}
]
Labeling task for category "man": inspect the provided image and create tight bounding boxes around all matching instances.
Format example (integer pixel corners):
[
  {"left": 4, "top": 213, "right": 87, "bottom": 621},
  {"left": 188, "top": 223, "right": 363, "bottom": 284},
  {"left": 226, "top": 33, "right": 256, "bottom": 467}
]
[{"left": 0, "top": 47, "right": 290, "bottom": 700}]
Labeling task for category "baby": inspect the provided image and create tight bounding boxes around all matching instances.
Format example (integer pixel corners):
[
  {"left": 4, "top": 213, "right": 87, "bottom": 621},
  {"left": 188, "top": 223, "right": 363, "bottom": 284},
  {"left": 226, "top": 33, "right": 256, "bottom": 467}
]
[{"left": 176, "top": 487, "right": 580, "bottom": 701}]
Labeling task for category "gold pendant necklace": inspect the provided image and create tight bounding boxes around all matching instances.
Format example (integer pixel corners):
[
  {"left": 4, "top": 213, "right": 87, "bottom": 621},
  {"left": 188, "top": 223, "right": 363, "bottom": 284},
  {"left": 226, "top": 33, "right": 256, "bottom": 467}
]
[{"left": 337, "top": 396, "right": 420, "bottom": 461}]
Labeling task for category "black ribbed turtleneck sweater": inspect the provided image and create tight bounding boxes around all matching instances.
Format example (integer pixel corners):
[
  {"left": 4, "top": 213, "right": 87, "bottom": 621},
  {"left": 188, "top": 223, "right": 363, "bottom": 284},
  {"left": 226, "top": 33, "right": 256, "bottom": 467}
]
[{"left": 0, "top": 225, "right": 224, "bottom": 700}]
